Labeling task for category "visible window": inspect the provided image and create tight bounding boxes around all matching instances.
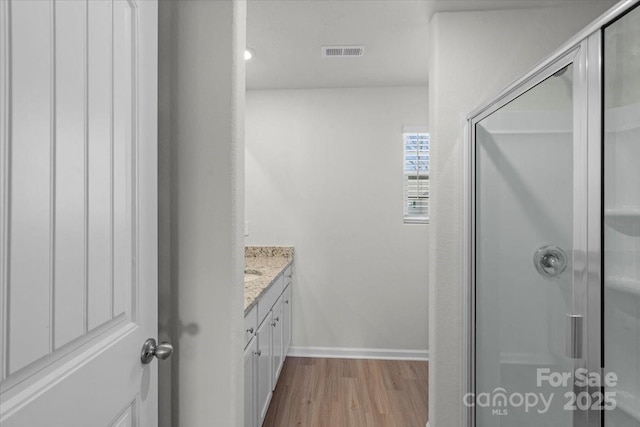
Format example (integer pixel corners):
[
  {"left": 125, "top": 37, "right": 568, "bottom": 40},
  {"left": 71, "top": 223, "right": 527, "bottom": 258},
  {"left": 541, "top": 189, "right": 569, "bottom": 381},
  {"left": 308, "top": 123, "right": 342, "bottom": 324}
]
[{"left": 403, "top": 128, "right": 429, "bottom": 224}]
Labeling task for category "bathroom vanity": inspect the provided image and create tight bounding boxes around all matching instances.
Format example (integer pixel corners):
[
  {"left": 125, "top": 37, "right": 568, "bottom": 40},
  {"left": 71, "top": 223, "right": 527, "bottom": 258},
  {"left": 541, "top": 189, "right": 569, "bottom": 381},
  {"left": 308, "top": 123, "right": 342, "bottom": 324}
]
[{"left": 243, "top": 247, "right": 293, "bottom": 427}]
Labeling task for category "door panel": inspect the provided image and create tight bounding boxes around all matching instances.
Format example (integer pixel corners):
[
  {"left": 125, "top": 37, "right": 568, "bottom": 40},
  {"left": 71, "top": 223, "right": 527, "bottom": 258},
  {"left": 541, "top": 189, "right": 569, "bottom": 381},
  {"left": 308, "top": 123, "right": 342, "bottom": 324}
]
[
  {"left": 603, "top": 5, "right": 640, "bottom": 426},
  {"left": 110, "top": 401, "right": 137, "bottom": 427},
  {"left": 0, "top": 0, "right": 158, "bottom": 425},
  {"left": 5, "top": 0, "right": 53, "bottom": 374},
  {"left": 245, "top": 337, "right": 257, "bottom": 427},
  {"left": 283, "top": 284, "right": 292, "bottom": 355},
  {"left": 112, "top": 0, "right": 134, "bottom": 321},
  {"left": 474, "top": 55, "right": 581, "bottom": 426},
  {"left": 272, "top": 296, "right": 283, "bottom": 387},
  {"left": 257, "top": 314, "right": 273, "bottom": 425},
  {"left": 87, "top": 0, "right": 116, "bottom": 331},
  {"left": 54, "top": 0, "right": 88, "bottom": 349}
]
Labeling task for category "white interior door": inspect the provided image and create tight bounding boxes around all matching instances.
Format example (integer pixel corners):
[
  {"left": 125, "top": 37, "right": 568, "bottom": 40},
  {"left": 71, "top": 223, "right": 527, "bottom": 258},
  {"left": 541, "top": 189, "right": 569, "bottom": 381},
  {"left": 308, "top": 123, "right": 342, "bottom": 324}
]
[{"left": 0, "top": 0, "right": 158, "bottom": 425}]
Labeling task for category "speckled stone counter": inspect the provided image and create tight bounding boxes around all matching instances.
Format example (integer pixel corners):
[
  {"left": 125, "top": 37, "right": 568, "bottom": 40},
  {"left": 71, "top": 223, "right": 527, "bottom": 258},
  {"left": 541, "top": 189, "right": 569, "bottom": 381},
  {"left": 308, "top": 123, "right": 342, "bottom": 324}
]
[{"left": 244, "top": 246, "right": 293, "bottom": 314}]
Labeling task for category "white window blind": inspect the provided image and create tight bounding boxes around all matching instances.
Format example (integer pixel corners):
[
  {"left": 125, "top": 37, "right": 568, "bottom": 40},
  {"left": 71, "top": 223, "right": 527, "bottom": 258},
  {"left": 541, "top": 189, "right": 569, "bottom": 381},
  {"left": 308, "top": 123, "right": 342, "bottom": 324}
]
[{"left": 403, "top": 129, "right": 429, "bottom": 223}]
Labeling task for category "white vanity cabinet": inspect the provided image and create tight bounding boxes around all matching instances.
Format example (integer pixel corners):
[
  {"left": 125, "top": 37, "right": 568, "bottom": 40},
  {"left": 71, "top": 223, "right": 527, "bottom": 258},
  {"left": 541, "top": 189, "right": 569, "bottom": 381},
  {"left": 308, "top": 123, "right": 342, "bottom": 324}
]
[
  {"left": 271, "top": 295, "right": 284, "bottom": 386},
  {"left": 244, "top": 305, "right": 258, "bottom": 347},
  {"left": 256, "top": 312, "right": 273, "bottom": 426},
  {"left": 244, "top": 263, "right": 293, "bottom": 427},
  {"left": 244, "top": 337, "right": 257, "bottom": 427},
  {"left": 282, "top": 265, "right": 292, "bottom": 355},
  {"left": 282, "top": 283, "right": 292, "bottom": 356}
]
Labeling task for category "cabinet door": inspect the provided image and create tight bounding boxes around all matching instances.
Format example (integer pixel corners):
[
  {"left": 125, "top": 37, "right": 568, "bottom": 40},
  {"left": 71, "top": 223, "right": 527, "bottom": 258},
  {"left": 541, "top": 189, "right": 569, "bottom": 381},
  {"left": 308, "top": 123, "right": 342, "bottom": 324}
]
[
  {"left": 244, "top": 305, "right": 257, "bottom": 348},
  {"left": 271, "top": 296, "right": 284, "bottom": 388},
  {"left": 244, "top": 337, "right": 257, "bottom": 427},
  {"left": 256, "top": 313, "right": 273, "bottom": 425},
  {"left": 283, "top": 284, "right": 292, "bottom": 356}
]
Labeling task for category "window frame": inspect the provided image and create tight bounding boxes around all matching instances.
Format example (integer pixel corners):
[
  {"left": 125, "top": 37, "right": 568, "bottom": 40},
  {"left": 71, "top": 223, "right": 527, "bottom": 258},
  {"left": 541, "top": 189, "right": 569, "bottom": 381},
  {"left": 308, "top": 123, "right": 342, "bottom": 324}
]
[{"left": 403, "top": 126, "right": 430, "bottom": 224}]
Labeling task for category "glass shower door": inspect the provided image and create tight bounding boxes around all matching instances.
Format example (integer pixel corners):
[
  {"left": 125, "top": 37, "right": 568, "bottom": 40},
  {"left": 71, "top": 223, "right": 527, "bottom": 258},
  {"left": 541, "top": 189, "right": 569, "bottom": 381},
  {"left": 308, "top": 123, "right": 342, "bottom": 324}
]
[
  {"left": 473, "top": 56, "right": 584, "bottom": 426},
  {"left": 603, "top": 5, "right": 640, "bottom": 427}
]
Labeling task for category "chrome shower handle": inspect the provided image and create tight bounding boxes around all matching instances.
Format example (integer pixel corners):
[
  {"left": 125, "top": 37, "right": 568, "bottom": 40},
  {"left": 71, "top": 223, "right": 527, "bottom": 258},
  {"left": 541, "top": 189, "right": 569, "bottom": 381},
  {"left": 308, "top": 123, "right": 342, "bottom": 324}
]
[
  {"left": 534, "top": 245, "right": 568, "bottom": 278},
  {"left": 542, "top": 253, "right": 560, "bottom": 269}
]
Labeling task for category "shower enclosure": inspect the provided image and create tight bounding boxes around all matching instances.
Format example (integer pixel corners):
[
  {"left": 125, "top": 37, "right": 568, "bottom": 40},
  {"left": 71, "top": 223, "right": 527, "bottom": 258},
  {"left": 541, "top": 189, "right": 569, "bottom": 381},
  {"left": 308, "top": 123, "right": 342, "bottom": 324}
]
[{"left": 464, "top": 1, "right": 640, "bottom": 426}]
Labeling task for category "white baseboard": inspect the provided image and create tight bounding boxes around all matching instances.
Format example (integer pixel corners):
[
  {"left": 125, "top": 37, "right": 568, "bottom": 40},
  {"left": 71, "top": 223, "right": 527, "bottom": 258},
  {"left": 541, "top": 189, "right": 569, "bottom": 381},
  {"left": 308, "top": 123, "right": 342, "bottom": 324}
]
[{"left": 288, "top": 346, "right": 429, "bottom": 361}]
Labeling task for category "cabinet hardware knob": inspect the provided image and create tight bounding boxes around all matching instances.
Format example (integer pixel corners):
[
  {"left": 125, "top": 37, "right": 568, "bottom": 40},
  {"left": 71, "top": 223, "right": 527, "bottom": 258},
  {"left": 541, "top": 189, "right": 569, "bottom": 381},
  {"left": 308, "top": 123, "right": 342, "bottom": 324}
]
[
  {"left": 255, "top": 350, "right": 262, "bottom": 356},
  {"left": 275, "top": 317, "right": 280, "bottom": 322},
  {"left": 284, "top": 300, "right": 289, "bottom": 304},
  {"left": 246, "top": 327, "right": 254, "bottom": 334},
  {"left": 271, "top": 322, "right": 277, "bottom": 327}
]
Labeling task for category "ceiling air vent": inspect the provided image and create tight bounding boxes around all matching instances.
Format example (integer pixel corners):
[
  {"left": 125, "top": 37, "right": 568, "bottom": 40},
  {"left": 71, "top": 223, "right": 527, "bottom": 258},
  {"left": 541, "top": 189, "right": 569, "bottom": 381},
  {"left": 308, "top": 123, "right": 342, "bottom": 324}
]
[{"left": 322, "top": 46, "right": 365, "bottom": 58}]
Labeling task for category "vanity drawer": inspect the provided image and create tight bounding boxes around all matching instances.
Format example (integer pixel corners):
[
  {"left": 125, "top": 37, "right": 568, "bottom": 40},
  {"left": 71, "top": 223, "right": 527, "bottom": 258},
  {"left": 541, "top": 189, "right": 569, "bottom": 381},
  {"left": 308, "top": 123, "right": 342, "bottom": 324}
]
[
  {"left": 244, "top": 305, "right": 257, "bottom": 348},
  {"left": 258, "top": 274, "right": 284, "bottom": 324}
]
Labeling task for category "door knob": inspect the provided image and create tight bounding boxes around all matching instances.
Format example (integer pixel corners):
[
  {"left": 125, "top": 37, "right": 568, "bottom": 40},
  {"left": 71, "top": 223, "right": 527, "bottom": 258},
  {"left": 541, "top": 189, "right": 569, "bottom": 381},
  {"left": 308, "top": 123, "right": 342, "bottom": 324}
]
[{"left": 141, "top": 338, "right": 174, "bottom": 364}]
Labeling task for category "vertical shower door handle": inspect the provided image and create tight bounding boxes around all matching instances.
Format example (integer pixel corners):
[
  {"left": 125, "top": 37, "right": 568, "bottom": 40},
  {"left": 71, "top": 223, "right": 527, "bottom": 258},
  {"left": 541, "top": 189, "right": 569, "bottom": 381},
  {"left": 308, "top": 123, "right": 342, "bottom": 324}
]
[{"left": 566, "top": 314, "right": 583, "bottom": 359}]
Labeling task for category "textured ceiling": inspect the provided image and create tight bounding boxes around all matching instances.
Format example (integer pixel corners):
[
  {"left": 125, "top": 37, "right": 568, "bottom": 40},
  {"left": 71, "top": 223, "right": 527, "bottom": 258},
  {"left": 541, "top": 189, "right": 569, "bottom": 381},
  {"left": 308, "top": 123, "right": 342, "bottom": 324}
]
[{"left": 246, "top": 0, "right": 616, "bottom": 90}]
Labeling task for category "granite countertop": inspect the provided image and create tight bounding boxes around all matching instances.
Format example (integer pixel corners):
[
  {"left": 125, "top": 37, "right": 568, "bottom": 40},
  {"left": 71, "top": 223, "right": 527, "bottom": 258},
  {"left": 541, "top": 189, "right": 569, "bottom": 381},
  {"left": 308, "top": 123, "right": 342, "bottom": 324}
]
[{"left": 244, "top": 246, "right": 294, "bottom": 314}]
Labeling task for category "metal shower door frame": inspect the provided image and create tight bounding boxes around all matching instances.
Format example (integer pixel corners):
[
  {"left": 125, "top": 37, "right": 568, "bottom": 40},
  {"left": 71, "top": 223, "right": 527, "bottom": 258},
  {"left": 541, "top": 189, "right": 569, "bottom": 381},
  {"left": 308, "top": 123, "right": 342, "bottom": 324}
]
[
  {"left": 462, "top": 2, "right": 639, "bottom": 426},
  {"left": 464, "top": 42, "right": 592, "bottom": 427}
]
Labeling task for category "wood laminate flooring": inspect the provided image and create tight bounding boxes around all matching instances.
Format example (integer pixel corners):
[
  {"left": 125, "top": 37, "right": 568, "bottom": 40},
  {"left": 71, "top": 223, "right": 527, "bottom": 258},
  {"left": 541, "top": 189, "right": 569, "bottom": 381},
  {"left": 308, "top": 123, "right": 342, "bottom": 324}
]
[{"left": 263, "top": 357, "right": 429, "bottom": 427}]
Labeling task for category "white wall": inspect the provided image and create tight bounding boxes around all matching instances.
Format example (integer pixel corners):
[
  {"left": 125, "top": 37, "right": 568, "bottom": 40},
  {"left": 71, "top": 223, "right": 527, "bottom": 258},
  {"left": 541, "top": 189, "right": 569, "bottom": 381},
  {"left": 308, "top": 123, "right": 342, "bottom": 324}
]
[
  {"left": 245, "top": 86, "right": 429, "bottom": 353},
  {"left": 158, "top": 1, "right": 246, "bottom": 426},
  {"left": 427, "top": 3, "right": 618, "bottom": 426}
]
